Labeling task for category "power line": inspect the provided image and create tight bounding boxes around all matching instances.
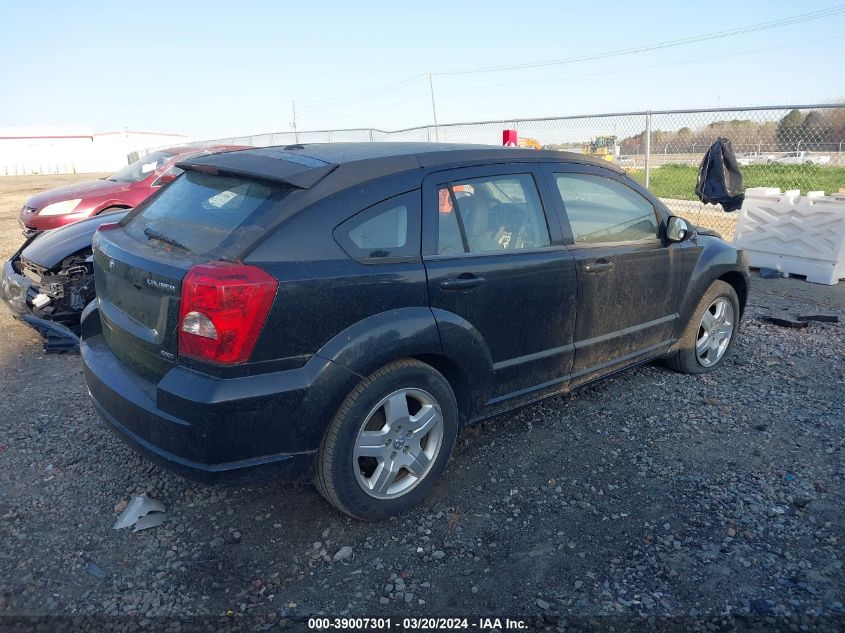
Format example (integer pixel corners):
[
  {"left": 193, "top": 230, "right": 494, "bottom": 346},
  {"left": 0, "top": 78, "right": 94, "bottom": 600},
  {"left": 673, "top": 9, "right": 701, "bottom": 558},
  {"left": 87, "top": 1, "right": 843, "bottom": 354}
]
[
  {"left": 435, "top": 34, "right": 845, "bottom": 95},
  {"left": 434, "top": 5, "right": 845, "bottom": 76},
  {"left": 293, "top": 5, "right": 845, "bottom": 116},
  {"left": 428, "top": 72, "right": 440, "bottom": 140},
  {"left": 298, "top": 74, "right": 425, "bottom": 111}
]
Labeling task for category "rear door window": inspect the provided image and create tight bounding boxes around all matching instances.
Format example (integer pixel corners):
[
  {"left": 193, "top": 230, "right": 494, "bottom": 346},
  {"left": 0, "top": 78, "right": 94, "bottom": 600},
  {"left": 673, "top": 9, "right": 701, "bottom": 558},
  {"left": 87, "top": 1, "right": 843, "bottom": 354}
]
[
  {"left": 436, "top": 174, "right": 551, "bottom": 254},
  {"left": 124, "top": 171, "right": 292, "bottom": 257}
]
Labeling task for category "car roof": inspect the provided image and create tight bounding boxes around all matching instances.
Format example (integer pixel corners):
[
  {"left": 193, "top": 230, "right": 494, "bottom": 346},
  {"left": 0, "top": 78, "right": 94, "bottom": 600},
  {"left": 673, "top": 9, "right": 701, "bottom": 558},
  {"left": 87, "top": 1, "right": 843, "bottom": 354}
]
[
  {"left": 177, "top": 142, "right": 624, "bottom": 190},
  {"left": 265, "top": 142, "right": 568, "bottom": 164}
]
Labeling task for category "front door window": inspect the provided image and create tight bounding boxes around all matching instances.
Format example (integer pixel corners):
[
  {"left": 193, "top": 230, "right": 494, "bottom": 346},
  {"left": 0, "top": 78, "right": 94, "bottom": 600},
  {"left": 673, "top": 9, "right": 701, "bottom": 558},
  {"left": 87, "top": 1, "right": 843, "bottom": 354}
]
[{"left": 554, "top": 173, "right": 658, "bottom": 244}]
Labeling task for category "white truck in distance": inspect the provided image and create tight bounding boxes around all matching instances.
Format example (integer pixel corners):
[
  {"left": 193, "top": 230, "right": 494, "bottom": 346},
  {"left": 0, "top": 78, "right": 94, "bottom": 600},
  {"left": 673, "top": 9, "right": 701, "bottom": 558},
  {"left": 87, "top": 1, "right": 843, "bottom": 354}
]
[
  {"left": 773, "top": 151, "right": 831, "bottom": 165},
  {"left": 736, "top": 152, "right": 776, "bottom": 166}
]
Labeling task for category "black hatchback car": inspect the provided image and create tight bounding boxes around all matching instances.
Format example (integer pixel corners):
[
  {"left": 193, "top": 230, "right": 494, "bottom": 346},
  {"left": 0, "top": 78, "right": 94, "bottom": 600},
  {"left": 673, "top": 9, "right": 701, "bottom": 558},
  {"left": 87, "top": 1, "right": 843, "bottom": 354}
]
[{"left": 81, "top": 143, "right": 748, "bottom": 520}]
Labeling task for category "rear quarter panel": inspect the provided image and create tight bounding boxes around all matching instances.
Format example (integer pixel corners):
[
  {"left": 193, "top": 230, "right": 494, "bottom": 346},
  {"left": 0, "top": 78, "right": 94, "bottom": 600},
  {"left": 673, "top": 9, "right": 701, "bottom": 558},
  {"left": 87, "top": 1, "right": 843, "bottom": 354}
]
[
  {"left": 249, "top": 258, "right": 434, "bottom": 366},
  {"left": 245, "top": 172, "right": 432, "bottom": 368}
]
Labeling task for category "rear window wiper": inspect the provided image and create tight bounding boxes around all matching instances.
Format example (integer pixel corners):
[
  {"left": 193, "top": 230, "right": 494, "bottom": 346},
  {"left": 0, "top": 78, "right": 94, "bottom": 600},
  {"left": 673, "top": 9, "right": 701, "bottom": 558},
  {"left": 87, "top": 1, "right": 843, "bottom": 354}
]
[{"left": 143, "top": 227, "right": 190, "bottom": 252}]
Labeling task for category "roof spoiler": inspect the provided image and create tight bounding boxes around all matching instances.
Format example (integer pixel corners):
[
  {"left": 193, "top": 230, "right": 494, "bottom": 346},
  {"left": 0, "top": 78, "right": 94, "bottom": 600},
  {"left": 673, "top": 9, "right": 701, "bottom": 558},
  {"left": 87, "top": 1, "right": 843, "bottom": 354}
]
[{"left": 176, "top": 148, "right": 338, "bottom": 189}]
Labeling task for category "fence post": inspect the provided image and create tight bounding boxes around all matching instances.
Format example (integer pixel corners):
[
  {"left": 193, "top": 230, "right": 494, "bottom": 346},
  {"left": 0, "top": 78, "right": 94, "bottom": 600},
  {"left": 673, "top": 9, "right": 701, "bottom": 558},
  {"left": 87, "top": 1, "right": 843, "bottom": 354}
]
[{"left": 644, "top": 112, "right": 652, "bottom": 189}]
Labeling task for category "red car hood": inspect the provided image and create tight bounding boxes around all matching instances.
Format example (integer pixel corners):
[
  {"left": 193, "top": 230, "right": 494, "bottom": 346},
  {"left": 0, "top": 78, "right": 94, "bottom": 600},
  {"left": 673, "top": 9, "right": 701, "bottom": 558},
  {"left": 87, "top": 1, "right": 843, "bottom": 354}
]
[{"left": 26, "top": 179, "right": 135, "bottom": 209}]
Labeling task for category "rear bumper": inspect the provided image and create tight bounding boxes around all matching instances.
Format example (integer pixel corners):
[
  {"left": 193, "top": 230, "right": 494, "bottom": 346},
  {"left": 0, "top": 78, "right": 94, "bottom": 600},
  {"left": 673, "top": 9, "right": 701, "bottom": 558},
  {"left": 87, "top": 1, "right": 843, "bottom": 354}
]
[
  {"left": 81, "top": 313, "right": 359, "bottom": 484},
  {"left": 88, "top": 388, "right": 314, "bottom": 484}
]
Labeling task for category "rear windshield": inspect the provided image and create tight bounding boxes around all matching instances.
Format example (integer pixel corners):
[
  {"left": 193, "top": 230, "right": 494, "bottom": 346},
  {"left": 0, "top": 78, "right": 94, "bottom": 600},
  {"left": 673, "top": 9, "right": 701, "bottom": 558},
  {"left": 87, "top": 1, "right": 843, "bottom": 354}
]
[{"left": 124, "top": 171, "right": 292, "bottom": 257}]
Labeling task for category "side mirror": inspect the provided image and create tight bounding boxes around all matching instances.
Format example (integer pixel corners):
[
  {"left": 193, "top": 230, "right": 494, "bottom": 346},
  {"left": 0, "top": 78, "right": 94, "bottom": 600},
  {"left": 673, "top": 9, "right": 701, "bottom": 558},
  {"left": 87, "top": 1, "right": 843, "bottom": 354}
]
[{"left": 666, "top": 216, "right": 691, "bottom": 242}]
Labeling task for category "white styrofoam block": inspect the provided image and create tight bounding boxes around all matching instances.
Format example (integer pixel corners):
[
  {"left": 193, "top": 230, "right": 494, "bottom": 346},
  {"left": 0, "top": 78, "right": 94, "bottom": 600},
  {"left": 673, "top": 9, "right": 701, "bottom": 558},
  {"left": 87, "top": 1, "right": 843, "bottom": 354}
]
[{"left": 733, "top": 188, "right": 845, "bottom": 285}]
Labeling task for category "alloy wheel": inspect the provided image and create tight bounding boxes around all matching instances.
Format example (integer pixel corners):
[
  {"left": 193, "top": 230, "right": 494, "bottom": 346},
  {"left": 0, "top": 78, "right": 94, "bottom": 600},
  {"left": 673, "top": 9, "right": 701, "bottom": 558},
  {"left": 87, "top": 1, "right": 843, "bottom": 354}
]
[
  {"left": 353, "top": 388, "right": 444, "bottom": 500},
  {"left": 696, "top": 297, "right": 735, "bottom": 367}
]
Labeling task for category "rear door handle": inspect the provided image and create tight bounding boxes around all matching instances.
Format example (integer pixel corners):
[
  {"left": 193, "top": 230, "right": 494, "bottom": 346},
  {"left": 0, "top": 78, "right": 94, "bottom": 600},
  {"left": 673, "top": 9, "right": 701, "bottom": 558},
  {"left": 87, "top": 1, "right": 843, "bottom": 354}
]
[
  {"left": 583, "top": 260, "right": 615, "bottom": 273},
  {"left": 439, "top": 274, "right": 486, "bottom": 291}
]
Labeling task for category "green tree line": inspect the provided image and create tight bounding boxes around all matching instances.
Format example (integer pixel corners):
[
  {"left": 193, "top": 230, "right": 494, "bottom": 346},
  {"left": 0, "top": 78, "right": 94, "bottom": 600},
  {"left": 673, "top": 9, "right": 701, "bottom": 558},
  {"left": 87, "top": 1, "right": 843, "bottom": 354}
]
[{"left": 619, "top": 108, "right": 845, "bottom": 154}]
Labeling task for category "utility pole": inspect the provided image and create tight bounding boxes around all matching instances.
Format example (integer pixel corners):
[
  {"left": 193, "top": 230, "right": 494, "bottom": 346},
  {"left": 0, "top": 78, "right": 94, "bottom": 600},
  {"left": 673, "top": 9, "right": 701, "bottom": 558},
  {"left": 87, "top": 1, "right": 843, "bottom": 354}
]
[
  {"left": 291, "top": 100, "right": 300, "bottom": 144},
  {"left": 644, "top": 112, "right": 652, "bottom": 189},
  {"left": 428, "top": 73, "right": 440, "bottom": 142}
]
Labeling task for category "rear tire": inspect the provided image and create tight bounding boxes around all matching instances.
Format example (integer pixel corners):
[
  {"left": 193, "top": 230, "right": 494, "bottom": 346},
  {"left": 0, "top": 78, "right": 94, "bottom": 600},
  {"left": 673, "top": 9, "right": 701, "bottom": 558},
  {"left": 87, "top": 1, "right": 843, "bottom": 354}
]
[
  {"left": 315, "top": 359, "right": 458, "bottom": 520},
  {"left": 664, "top": 280, "right": 740, "bottom": 374}
]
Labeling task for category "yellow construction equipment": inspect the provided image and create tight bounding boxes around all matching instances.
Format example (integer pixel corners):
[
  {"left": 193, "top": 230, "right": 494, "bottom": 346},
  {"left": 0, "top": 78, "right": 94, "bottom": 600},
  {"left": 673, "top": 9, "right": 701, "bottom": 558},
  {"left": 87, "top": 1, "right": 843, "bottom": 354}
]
[
  {"left": 581, "top": 136, "right": 617, "bottom": 162},
  {"left": 517, "top": 137, "right": 542, "bottom": 150}
]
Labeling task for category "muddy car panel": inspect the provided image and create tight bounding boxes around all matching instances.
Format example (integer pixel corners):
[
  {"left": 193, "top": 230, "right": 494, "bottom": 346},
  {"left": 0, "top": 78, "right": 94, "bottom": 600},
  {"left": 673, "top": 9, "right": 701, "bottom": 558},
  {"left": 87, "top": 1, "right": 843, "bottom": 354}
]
[{"left": 80, "top": 143, "right": 750, "bottom": 484}]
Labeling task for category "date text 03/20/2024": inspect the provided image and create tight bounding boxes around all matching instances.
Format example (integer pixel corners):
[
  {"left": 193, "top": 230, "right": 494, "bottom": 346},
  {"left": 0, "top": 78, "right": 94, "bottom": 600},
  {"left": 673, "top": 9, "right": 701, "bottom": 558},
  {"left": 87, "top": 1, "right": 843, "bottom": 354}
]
[{"left": 307, "top": 617, "right": 529, "bottom": 630}]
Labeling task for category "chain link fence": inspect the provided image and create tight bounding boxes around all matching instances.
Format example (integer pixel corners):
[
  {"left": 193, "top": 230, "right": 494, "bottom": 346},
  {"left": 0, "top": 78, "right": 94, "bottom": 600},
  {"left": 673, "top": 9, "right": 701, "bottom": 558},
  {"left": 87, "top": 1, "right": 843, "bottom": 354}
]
[{"left": 154, "top": 104, "right": 845, "bottom": 241}]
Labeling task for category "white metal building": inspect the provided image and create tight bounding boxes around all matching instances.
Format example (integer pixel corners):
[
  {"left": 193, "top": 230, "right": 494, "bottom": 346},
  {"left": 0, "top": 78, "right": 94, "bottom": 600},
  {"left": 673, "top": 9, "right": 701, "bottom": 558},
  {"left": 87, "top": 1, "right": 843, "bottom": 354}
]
[{"left": 0, "top": 127, "right": 188, "bottom": 176}]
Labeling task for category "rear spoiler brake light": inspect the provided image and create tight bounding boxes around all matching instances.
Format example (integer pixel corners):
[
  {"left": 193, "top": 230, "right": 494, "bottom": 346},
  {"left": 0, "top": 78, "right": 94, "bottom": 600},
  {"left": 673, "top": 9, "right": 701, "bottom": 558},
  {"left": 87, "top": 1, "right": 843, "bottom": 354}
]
[{"left": 176, "top": 151, "right": 337, "bottom": 189}]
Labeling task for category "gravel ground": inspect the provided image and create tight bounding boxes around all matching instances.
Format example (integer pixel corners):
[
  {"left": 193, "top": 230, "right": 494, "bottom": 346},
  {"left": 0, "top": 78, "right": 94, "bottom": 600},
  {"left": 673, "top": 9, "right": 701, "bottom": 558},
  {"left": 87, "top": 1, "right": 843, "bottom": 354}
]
[{"left": 0, "top": 175, "right": 843, "bottom": 632}]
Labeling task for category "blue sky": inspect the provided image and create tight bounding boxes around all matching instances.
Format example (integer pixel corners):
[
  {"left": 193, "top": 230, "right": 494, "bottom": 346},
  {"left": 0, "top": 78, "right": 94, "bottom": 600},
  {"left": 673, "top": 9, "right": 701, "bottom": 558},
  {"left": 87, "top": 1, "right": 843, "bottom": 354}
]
[{"left": 1, "top": 0, "right": 843, "bottom": 140}]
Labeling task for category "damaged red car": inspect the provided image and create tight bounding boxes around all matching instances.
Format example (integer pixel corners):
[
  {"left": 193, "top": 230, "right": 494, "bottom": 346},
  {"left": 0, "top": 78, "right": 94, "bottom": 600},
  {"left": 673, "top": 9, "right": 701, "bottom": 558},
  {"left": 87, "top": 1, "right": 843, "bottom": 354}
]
[
  {"left": 2, "top": 145, "right": 247, "bottom": 349},
  {"left": 18, "top": 145, "right": 246, "bottom": 237}
]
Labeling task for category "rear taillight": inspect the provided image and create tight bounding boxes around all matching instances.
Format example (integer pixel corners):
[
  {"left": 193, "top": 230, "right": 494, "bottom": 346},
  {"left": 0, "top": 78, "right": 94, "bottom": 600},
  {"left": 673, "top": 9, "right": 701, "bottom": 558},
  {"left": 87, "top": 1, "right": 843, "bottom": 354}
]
[{"left": 178, "top": 262, "right": 278, "bottom": 365}]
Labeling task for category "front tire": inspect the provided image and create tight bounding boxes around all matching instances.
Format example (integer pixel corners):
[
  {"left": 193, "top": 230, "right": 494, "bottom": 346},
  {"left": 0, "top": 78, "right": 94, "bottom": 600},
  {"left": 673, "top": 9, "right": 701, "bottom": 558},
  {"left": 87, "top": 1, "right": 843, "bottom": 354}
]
[
  {"left": 315, "top": 359, "right": 458, "bottom": 520},
  {"left": 664, "top": 280, "right": 740, "bottom": 374}
]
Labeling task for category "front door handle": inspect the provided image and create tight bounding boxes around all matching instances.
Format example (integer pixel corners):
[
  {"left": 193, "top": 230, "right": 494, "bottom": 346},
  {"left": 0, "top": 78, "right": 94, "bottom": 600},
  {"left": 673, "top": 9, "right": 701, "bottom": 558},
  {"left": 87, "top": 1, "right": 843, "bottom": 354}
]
[
  {"left": 439, "top": 274, "right": 486, "bottom": 291},
  {"left": 583, "top": 260, "right": 615, "bottom": 273}
]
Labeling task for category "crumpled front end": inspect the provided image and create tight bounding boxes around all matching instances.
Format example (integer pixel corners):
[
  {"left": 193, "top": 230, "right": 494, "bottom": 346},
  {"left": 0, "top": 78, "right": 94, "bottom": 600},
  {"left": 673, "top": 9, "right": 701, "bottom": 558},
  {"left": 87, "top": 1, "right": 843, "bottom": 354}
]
[
  {"left": 18, "top": 251, "right": 95, "bottom": 327},
  {"left": 1, "top": 257, "right": 32, "bottom": 318},
  {"left": 1, "top": 246, "right": 95, "bottom": 335}
]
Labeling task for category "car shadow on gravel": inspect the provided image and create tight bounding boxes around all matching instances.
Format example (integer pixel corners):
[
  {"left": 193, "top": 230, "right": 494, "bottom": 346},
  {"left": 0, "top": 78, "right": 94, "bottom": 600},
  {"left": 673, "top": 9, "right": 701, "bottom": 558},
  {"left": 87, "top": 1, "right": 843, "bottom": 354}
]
[{"left": 0, "top": 276, "right": 843, "bottom": 625}]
